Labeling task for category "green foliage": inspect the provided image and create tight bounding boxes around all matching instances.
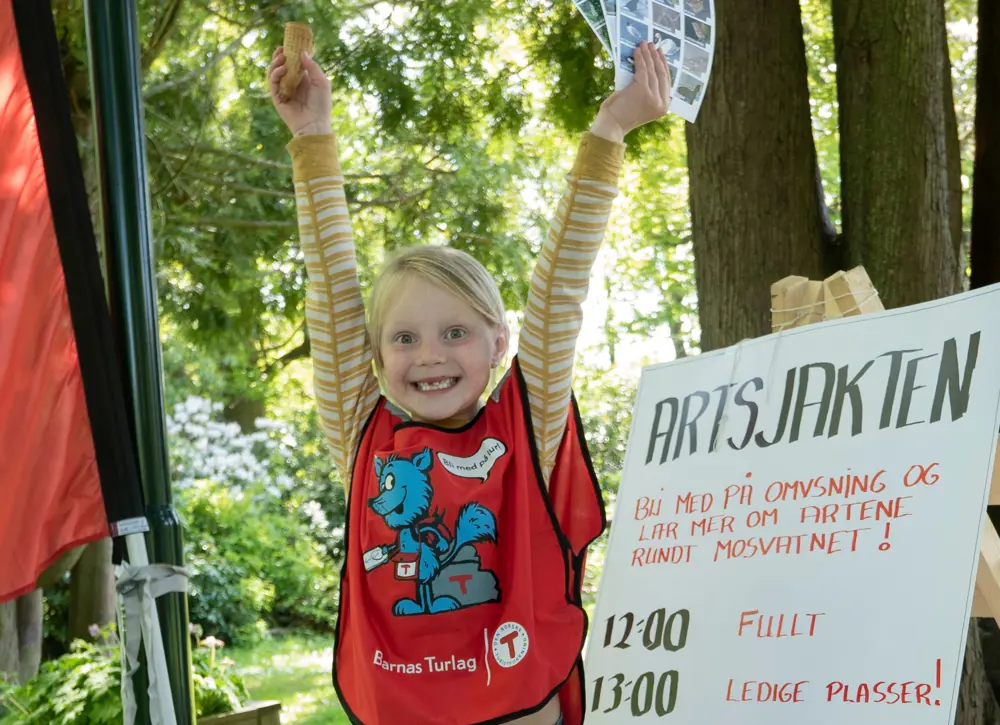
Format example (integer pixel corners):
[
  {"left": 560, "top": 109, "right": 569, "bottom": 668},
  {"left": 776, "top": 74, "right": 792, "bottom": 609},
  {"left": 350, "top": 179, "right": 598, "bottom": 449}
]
[
  {"left": 0, "top": 626, "right": 248, "bottom": 724},
  {"left": 122, "top": 0, "right": 571, "bottom": 412},
  {"left": 181, "top": 477, "right": 340, "bottom": 644},
  {"left": 944, "top": 0, "right": 979, "bottom": 253},
  {"left": 519, "top": 0, "right": 614, "bottom": 135},
  {"left": 799, "top": 0, "right": 841, "bottom": 226},
  {"left": 191, "top": 640, "right": 252, "bottom": 717},
  {"left": 168, "top": 397, "right": 341, "bottom": 646},
  {"left": 572, "top": 364, "right": 640, "bottom": 607},
  {"left": 54, "top": 0, "right": 708, "bottom": 417},
  {"left": 41, "top": 575, "right": 71, "bottom": 658},
  {"left": 575, "top": 366, "right": 636, "bottom": 498}
]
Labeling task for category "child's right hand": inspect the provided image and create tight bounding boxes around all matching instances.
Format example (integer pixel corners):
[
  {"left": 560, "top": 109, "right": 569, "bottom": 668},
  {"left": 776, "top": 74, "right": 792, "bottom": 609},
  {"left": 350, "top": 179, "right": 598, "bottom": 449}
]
[{"left": 268, "top": 47, "right": 333, "bottom": 137}]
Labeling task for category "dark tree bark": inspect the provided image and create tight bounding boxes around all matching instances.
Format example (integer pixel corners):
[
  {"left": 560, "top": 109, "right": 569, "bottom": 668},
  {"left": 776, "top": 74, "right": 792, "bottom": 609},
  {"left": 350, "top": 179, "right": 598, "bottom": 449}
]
[
  {"left": 973, "top": 0, "right": 1000, "bottom": 714},
  {"left": 68, "top": 538, "right": 116, "bottom": 643},
  {"left": 970, "top": 0, "right": 1000, "bottom": 290},
  {"left": 223, "top": 396, "right": 267, "bottom": 433},
  {"left": 35, "top": 544, "right": 86, "bottom": 589},
  {"left": 0, "top": 601, "right": 16, "bottom": 680},
  {"left": 958, "top": 620, "right": 1000, "bottom": 724},
  {"left": 0, "top": 591, "right": 43, "bottom": 684},
  {"left": 686, "top": 0, "right": 832, "bottom": 351},
  {"left": 16, "top": 590, "right": 42, "bottom": 684},
  {"left": 832, "top": 0, "right": 964, "bottom": 306}
]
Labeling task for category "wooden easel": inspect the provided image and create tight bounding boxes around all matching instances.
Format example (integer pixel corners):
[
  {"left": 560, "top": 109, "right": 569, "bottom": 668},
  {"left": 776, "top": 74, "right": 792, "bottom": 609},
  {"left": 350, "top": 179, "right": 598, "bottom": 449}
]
[{"left": 771, "top": 267, "right": 1000, "bottom": 626}]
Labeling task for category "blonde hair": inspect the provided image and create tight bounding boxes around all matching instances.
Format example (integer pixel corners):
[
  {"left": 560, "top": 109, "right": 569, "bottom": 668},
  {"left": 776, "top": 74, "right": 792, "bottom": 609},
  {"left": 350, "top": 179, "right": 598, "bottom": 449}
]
[{"left": 367, "top": 245, "right": 508, "bottom": 373}]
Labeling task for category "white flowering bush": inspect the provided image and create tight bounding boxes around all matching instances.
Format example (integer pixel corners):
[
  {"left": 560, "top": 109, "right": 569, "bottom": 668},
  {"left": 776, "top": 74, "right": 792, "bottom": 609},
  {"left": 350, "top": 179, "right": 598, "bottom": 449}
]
[
  {"left": 166, "top": 397, "right": 342, "bottom": 645},
  {"left": 166, "top": 396, "right": 293, "bottom": 493}
]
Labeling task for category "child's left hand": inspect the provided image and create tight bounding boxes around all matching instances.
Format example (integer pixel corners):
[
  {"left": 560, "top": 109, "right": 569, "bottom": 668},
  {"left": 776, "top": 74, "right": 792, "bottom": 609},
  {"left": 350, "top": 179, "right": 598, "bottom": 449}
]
[{"left": 591, "top": 41, "right": 672, "bottom": 143}]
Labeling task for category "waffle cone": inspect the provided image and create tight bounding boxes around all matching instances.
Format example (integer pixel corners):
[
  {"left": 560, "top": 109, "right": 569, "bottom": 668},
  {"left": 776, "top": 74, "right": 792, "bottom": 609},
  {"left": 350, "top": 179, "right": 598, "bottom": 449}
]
[{"left": 279, "top": 22, "right": 314, "bottom": 101}]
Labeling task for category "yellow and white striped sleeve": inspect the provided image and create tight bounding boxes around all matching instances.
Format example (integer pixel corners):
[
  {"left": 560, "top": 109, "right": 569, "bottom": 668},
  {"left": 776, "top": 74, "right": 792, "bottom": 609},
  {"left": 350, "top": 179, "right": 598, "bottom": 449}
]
[
  {"left": 287, "top": 133, "right": 381, "bottom": 490},
  {"left": 517, "top": 132, "right": 626, "bottom": 484}
]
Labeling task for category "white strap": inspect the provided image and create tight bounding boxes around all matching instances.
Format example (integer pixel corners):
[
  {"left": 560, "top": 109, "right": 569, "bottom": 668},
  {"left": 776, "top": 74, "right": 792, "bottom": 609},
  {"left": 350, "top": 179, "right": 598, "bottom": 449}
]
[{"left": 116, "top": 563, "right": 189, "bottom": 725}]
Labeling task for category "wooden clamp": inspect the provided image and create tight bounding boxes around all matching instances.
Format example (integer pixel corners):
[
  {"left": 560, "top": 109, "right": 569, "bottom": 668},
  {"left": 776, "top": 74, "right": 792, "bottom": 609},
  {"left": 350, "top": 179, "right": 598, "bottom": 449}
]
[{"left": 770, "top": 267, "right": 1000, "bottom": 627}]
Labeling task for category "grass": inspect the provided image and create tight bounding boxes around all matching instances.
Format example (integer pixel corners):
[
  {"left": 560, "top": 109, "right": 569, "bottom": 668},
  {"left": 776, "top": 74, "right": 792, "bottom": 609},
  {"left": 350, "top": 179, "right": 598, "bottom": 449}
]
[{"left": 229, "top": 633, "right": 350, "bottom": 725}]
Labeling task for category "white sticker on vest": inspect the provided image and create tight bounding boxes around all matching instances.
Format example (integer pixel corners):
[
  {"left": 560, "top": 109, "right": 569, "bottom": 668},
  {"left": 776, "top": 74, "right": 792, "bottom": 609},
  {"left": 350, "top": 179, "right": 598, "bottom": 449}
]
[
  {"left": 492, "top": 621, "right": 529, "bottom": 668},
  {"left": 436, "top": 437, "right": 507, "bottom": 482}
]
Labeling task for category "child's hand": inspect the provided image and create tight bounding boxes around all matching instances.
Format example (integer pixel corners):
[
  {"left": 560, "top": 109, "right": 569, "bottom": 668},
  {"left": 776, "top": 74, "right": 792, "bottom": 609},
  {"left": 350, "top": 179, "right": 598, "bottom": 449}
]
[
  {"left": 269, "top": 47, "right": 333, "bottom": 136},
  {"left": 591, "top": 41, "right": 672, "bottom": 143}
]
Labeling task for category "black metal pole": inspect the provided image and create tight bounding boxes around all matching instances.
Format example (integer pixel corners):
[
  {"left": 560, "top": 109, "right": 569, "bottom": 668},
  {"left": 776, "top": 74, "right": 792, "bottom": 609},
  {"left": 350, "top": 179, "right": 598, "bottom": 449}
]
[{"left": 83, "top": 0, "right": 196, "bottom": 722}]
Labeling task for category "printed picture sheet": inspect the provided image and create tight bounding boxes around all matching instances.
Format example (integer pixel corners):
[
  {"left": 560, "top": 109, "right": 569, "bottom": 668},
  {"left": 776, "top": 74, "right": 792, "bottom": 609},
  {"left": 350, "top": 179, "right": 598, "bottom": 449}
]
[
  {"left": 583, "top": 284, "right": 1000, "bottom": 724},
  {"left": 574, "top": 0, "right": 613, "bottom": 56},
  {"left": 612, "top": 0, "right": 714, "bottom": 122},
  {"left": 602, "top": 0, "right": 618, "bottom": 57}
]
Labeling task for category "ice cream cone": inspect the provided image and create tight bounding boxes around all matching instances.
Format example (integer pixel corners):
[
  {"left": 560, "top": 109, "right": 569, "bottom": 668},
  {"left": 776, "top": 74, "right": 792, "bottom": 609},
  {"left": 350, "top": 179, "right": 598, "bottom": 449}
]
[{"left": 279, "top": 22, "right": 314, "bottom": 101}]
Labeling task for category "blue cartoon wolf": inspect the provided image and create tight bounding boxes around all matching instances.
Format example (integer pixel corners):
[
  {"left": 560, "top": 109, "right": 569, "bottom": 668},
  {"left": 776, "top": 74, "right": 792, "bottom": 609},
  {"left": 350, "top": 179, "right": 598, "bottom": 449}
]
[{"left": 365, "top": 447, "right": 499, "bottom": 615}]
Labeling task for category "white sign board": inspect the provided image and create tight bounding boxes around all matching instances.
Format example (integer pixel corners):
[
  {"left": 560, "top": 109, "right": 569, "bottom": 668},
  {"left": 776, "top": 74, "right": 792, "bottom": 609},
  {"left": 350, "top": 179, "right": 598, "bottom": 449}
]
[{"left": 585, "top": 285, "right": 1000, "bottom": 724}]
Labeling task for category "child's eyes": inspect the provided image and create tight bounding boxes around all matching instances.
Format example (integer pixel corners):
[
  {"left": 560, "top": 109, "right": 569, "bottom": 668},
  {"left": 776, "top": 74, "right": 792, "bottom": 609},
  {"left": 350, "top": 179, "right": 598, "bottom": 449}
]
[{"left": 392, "top": 329, "right": 465, "bottom": 344}]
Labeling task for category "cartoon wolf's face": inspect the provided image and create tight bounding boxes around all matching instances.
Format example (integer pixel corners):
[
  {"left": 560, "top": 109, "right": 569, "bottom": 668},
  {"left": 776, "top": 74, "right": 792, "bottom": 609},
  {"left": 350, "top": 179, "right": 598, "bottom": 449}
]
[{"left": 368, "top": 448, "right": 434, "bottom": 529}]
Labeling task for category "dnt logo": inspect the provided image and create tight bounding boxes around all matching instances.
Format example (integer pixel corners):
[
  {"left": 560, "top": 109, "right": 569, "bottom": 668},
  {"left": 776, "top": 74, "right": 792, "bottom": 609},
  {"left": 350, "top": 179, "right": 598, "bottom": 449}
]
[{"left": 491, "top": 621, "right": 529, "bottom": 668}]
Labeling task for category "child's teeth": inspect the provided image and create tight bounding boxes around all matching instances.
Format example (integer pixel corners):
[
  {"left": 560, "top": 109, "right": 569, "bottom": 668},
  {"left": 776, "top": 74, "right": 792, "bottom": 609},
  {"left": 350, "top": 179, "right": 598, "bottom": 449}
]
[{"left": 418, "top": 379, "right": 455, "bottom": 391}]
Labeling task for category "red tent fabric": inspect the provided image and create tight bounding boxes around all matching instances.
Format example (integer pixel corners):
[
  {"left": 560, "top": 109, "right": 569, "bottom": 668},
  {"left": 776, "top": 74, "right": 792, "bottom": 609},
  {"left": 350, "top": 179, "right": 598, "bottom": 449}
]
[{"left": 1, "top": 0, "right": 141, "bottom": 603}]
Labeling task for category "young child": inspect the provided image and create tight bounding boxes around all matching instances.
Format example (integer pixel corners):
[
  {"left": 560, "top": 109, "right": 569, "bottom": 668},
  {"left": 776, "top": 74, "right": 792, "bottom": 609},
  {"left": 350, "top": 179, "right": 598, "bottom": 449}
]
[{"left": 269, "top": 40, "right": 671, "bottom": 725}]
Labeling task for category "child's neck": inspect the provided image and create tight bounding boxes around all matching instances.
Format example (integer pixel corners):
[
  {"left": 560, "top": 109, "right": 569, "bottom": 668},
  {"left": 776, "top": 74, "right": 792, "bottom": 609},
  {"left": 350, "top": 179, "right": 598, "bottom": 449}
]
[
  {"left": 416, "top": 414, "right": 469, "bottom": 428},
  {"left": 409, "top": 399, "right": 484, "bottom": 429}
]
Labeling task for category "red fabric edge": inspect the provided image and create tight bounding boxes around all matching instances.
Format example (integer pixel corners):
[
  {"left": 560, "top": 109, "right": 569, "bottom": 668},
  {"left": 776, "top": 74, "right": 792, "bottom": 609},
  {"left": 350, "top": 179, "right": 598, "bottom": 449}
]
[{"left": 0, "top": 527, "right": 110, "bottom": 605}]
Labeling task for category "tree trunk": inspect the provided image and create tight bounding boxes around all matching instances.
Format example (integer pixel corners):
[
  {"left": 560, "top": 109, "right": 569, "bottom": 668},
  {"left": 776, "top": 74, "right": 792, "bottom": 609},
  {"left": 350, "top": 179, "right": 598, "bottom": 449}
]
[
  {"left": 973, "top": 0, "right": 1000, "bottom": 712},
  {"left": 0, "top": 600, "right": 16, "bottom": 680},
  {"left": 686, "top": 0, "right": 831, "bottom": 351},
  {"left": 970, "top": 0, "right": 1000, "bottom": 289},
  {"left": 68, "top": 538, "right": 116, "bottom": 642},
  {"left": 223, "top": 396, "right": 267, "bottom": 433},
  {"left": 958, "top": 620, "right": 1000, "bottom": 724},
  {"left": 832, "top": 0, "right": 964, "bottom": 306},
  {"left": 0, "top": 592, "right": 43, "bottom": 685},
  {"left": 35, "top": 544, "right": 87, "bottom": 589},
  {"left": 16, "top": 590, "right": 42, "bottom": 683}
]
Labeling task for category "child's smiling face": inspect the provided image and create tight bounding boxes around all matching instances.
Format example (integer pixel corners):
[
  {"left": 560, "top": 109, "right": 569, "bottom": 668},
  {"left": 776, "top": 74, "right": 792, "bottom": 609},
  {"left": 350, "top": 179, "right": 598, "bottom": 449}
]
[{"left": 379, "top": 276, "right": 507, "bottom": 424}]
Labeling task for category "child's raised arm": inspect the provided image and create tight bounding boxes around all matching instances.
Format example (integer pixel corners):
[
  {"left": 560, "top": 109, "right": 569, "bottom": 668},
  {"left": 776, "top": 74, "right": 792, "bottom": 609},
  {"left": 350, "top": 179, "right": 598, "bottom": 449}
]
[
  {"left": 270, "top": 48, "right": 380, "bottom": 491},
  {"left": 518, "top": 41, "right": 672, "bottom": 484}
]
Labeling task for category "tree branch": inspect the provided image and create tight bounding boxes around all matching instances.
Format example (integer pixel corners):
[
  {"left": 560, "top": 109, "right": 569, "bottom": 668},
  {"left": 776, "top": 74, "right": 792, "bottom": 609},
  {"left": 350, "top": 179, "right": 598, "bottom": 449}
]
[
  {"left": 181, "top": 172, "right": 295, "bottom": 199},
  {"left": 168, "top": 216, "right": 297, "bottom": 229},
  {"left": 163, "top": 145, "right": 292, "bottom": 171},
  {"left": 144, "top": 17, "right": 266, "bottom": 99},
  {"left": 141, "top": 0, "right": 185, "bottom": 72},
  {"left": 354, "top": 184, "right": 435, "bottom": 208},
  {"left": 276, "top": 337, "right": 311, "bottom": 366},
  {"left": 190, "top": 0, "right": 256, "bottom": 27}
]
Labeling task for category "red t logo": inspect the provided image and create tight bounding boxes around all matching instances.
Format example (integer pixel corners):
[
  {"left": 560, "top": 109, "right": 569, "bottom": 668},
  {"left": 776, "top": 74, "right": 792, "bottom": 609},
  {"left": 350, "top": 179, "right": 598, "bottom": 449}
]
[
  {"left": 448, "top": 574, "right": 473, "bottom": 594},
  {"left": 499, "top": 631, "right": 519, "bottom": 659}
]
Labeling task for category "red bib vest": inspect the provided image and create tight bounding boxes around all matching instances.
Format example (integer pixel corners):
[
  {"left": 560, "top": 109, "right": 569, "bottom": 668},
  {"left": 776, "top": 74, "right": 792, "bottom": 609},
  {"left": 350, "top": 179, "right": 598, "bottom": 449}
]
[{"left": 332, "top": 358, "right": 606, "bottom": 725}]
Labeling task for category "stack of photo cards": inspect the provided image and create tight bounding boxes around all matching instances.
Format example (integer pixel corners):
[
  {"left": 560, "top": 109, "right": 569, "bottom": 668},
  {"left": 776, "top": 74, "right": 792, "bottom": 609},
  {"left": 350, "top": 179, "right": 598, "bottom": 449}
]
[
  {"left": 590, "top": 0, "right": 714, "bottom": 122},
  {"left": 603, "top": 0, "right": 618, "bottom": 55},
  {"left": 571, "top": 0, "right": 714, "bottom": 121},
  {"left": 573, "top": 0, "right": 613, "bottom": 56}
]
